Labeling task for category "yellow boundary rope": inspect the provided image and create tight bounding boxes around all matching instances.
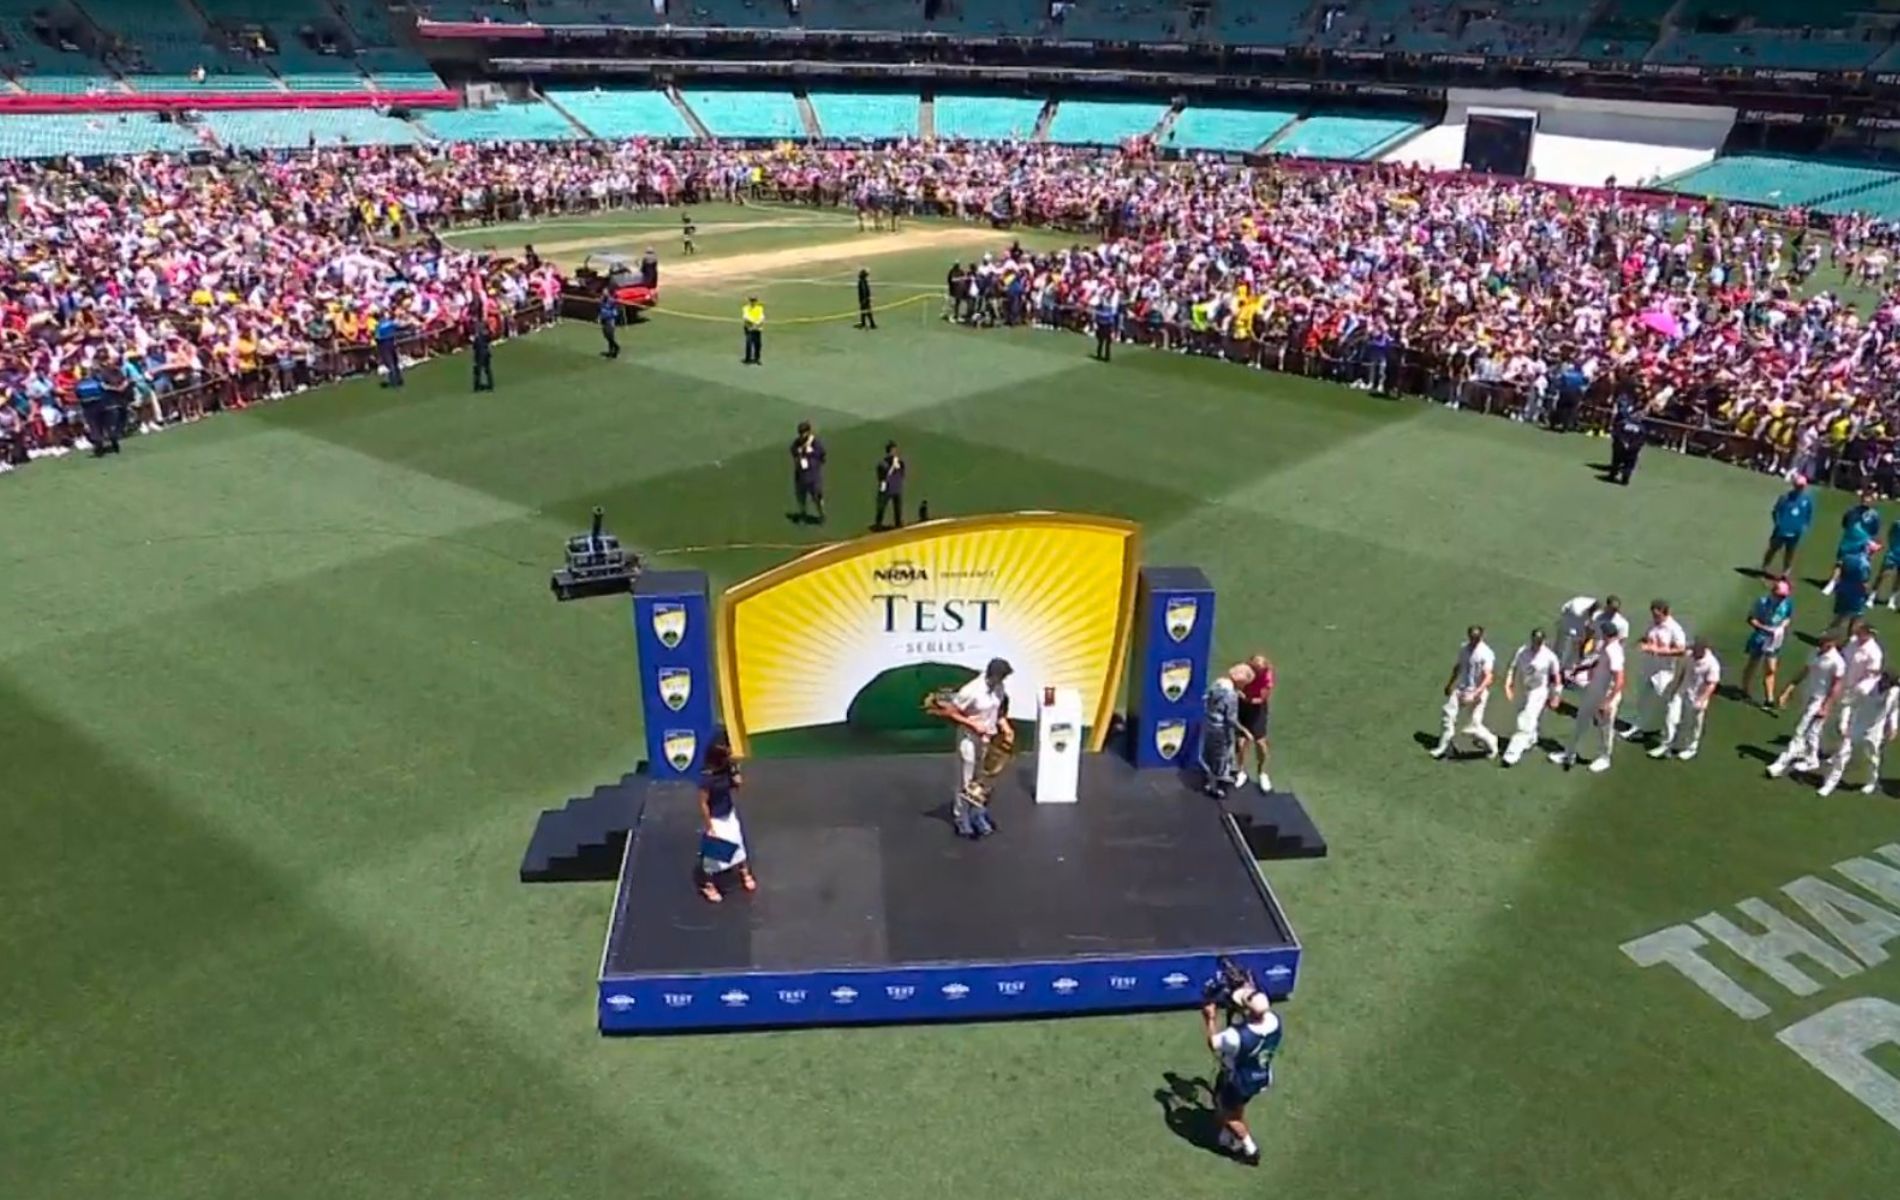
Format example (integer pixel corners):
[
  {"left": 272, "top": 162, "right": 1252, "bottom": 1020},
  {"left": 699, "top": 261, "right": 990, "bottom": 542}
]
[{"left": 649, "top": 292, "right": 938, "bottom": 325}]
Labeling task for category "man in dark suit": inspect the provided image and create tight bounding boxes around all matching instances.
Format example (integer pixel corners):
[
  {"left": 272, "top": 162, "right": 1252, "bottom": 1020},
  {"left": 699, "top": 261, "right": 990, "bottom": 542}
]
[
  {"left": 856, "top": 268, "right": 876, "bottom": 330},
  {"left": 791, "top": 420, "right": 827, "bottom": 524},
  {"left": 875, "top": 440, "right": 906, "bottom": 529},
  {"left": 470, "top": 316, "right": 494, "bottom": 392}
]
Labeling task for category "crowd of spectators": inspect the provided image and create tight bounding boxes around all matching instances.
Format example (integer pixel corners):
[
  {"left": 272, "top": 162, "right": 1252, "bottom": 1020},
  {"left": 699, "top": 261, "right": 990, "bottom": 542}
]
[{"left": 7, "top": 135, "right": 1900, "bottom": 490}]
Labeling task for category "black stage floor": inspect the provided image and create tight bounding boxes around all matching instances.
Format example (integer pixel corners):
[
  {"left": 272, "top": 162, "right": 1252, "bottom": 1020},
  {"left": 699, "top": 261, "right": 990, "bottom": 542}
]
[{"left": 602, "top": 752, "right": 1291, "bottom": 976}]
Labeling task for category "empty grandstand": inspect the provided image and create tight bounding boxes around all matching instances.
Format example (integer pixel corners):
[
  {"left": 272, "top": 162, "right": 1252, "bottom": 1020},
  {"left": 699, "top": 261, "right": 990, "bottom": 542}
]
[
  {"left": 932, "top": 92, "right": 1044, "bottom": 141},
  {"left": 420, "top": 100, "right": 579, "bottom": 141},
  {"left": 202, "top": 108, "right": 422, "bottom": 149},
  {"left": 1660, "top": 154, "right": 1900, "bottom": 208},
  {"left": 0, "top": 112, "right": 199, "bottom": 158},
  {"left": 1167, "top": 104, "right": 1299, "bottom": 153},
  {"left": 805, "top": 89, "right": 918, "bottom": 140},
  {"left": 545, "top": 87, "right": 693, "bottom": 139},
  {"left": 1272, "top": 113, "right": 1423, "bottom": 161},
  {"left": 677, "top": 87, "right": 805, "bottom": 140},
  {"left": 1043, "top": 98, "right": 1168, "bottom": 146}
]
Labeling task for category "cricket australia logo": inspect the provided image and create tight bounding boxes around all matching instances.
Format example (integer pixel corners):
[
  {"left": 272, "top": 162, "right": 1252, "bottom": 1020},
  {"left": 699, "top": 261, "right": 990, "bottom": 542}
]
[
  {"left": 662, "top": 729, "right": 697, "bottom": 772},
  {"left": 657, "top": 666, "right": 692, "bottom": 712},
  {"left": 651, "top": 601, "right": 687, "bottom": 649},
  {"left": 1165, "top": 596, "right": 1198, "bottom": 643},
  {"left": 1048, "top": 721, "right": 1075, "bottom": 755},
  {"left": 1155, "top": 718, "right": 1186, "bottom": 760},
  {"left": 1159, "top": 658, "right": 1193, "bottom": 703}
]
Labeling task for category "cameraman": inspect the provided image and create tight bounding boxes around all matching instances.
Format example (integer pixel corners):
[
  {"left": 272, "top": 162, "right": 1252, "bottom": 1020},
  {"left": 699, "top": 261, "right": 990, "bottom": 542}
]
[{"left": 1203, "top": 984, "right": 1281, "bottom": 1165}]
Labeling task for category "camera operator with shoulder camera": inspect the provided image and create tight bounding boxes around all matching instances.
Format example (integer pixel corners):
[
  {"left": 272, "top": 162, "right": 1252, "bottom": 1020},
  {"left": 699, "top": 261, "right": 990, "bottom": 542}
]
[{"left": 1202, "top": 963, "right": 1282, "bottom": 1166}]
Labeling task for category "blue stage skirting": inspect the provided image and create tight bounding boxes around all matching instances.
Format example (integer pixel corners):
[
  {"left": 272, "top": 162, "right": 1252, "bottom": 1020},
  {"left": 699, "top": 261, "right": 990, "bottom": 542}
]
[{"left": 600, "top": 946, "right": 1299, "bottom": 1033}]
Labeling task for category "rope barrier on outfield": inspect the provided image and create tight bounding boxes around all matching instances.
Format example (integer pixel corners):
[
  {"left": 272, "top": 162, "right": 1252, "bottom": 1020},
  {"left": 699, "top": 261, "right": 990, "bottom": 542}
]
[{"left": 650, "top": 292, "right": 938, "bottom": 325}]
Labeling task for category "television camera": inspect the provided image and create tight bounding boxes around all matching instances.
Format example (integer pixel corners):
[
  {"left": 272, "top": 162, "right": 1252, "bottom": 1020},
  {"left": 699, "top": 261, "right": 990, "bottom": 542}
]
[
  {"left": 550, "top": 507, "right": 644, "bottom": 602},
  {"left": 1201, "top": 955, "right": 1259, "bottom": 1014}
]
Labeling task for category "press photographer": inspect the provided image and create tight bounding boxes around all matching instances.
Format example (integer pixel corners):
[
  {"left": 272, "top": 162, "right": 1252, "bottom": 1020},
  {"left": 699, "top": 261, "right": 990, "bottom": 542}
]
[{"left": 1201, "top": 959, "right": 1283, "bottom": 1166}]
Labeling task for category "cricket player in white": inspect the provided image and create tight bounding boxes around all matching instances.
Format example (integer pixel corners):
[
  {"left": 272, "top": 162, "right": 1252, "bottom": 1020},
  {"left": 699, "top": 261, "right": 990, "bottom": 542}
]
[
  {"left": 1622, "top": 599, "right": 1688, "bottom": 747},
  {"left": 1818, "top": 670, "right": 1900, "bottom": 797},
  {"left": 1552, "top": 618, "right": 1626, "bottom": 772},
  {"left": 1767, "top": 633, "right": 1846, "bottom": 778},
  {"left": 1555, "top": 596, "right": 1600, "bottom": 674},
  {"left": 1654, "top": 639, "right": 1720, "bottom": 760},
  {"left": 1430, "top": 626, "right": 1499, "bottom": 759},
  {"left": 1502, "top": 628, "right": 1562, "bottom": 767},
  {"left": 933, "top": 657, "right": 1013, "bottom": 838},
  {"left": 1835, "top": 621, "right": 1884, "bottom": 742}
]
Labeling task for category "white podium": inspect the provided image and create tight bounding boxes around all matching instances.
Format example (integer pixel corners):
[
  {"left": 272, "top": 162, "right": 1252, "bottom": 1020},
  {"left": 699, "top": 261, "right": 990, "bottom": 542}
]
[{"left": 1034, "top": 686, "right": 1082, "bottom": 804}]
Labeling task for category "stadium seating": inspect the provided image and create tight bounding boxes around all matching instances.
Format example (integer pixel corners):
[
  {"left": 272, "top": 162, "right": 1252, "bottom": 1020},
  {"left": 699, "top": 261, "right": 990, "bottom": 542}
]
[
  {"left": 1648, "top": 30, "right": 1882, "bottom": 70},
  {"left": 1818, "top": 178, "right": 1900, "bottom": 220},
  {"left": 282, "top": 72, "right": 369, "bottom": 92},
  {"left": 203, "top": 108, "right": 422, "bottom": 149},
  {"left": 678, "top": 87, "right": 806, "bottom": 139},
  {"left": 1048, "top": 0, "right": 1188, "bottom": 42},
  {"left": 0, "top": 9, "right": 116, "bottom": 92},
  {"left": 805, "top": 89, "right": 917, "bottom": 139},
  {"left": 420, "top": 100, "right": 579, "bottom": 141},
  {"left": 1272, "top": 113, "right": 1421, "bottom": 160},
  {"left": 1212, "top": 0, "right": 1308, "bottom": 45},
  {"left": 1043, "top": 98, "right": 1167, "bottom": 146},
  {"left": 1166, "top": 105, "right": 1298, "bottom": 153},
  {"left": 355, "top": 46, "right": 445, "bottom": 89},
  {"left": 0, "top": 112, "right": 199, "bottom": 158},
  {"left": 1660, "top": 154, "right": 1900, "bottom": 207},
  {"left": 544, "top": 87, "right": 694, "bottom": 138},
  {"left": 932, "top": 93, "right": 1044, "bottom": 141}
]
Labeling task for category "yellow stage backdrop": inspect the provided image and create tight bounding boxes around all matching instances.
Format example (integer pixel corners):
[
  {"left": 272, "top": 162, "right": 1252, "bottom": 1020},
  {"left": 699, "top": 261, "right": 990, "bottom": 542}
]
[{"left": 718, "top": 513, "right": 1140, "bottom": 757}]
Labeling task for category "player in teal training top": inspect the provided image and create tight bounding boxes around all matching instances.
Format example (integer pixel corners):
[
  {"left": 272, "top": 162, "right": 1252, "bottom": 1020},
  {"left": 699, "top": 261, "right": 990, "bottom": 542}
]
[
  {"left": 1741, "top": 576, "right": 1794, "bottom": 709},
  {"left": 1823, "top": 490, "right": 1882, "bottom": 598},
  {"left": 1761, "top": 474, "right": 1814, "bottom": 577}
]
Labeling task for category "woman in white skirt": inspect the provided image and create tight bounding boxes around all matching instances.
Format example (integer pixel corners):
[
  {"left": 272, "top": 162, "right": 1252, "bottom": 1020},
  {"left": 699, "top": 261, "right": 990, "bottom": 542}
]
[{"left": 696, "top": 732, "right": 756, "bottom": 903}]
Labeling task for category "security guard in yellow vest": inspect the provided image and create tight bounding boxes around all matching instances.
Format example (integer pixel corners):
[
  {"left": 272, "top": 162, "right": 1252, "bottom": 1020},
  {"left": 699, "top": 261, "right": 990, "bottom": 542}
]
[{"left": 742, "top": 296, "right": 765, "bottom": 365}]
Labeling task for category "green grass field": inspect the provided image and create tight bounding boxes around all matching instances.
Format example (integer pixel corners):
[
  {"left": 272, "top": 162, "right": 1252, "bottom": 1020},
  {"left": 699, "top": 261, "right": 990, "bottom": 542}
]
[{"left": 6, "top": 204, "right": 1899, "bottom": 1200}]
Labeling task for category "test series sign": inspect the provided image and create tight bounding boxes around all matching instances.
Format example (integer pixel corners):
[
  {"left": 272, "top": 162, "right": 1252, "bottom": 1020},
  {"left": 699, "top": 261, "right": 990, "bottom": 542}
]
[{"left": 717, "top": 513, "right": 1140, "bottom": 757}]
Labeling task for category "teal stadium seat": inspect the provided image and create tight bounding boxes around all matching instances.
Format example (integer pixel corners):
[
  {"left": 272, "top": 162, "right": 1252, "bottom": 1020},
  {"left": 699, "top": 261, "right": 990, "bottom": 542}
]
[
  {"left": 372, "top": 71, "right": 448, "bottom": 90},
  {"left": 932, "top": 93, "right": 1043, "bottom": 141},
  {"left": 420, "top": 101, "right": 579, "bottom": 141},
  {"left": 203, "top": 109, "right": 421, "bottom": 149},
  {"left": 1052, "top": 0, "right": 1188, "bottom": 42},
  {"left": 0, "top": 10, "right": 116, "bottom": 92},
  {"left": 0, "top": 113, "right": 199, "bottom": 159},
  {"left": 1272, "top": 114, "right": 1422, "bottom": 161},
  {"left": 281, "top": 72, "right": 368, "bottom": 92},
  {"left": 1817, "top": 179, "right": 1900, "bottom": 220},
  {"left": 805, "top": 90, "right": 918, "bottom": 140},
  {"left": 544, "top": 88, "right": 693, "bottom": 139},
  {"left": 1213, "top": 0, "right": 1308, "bottom": 45},
  {"left": 1044, "top": 99, "right": 1167, "bottom": 146},
  {"left": 1167, "top": 106, "right": 1298, "bottom": 154},
  {"left": 1651, "top": 30, "right": 1881, "bottom": 69},
  {"left": 1662, "top": 155, "right": 1900, "bottom": 207},
  {"left": 678, "top": 88, "right": 805, "bottom": 139}
]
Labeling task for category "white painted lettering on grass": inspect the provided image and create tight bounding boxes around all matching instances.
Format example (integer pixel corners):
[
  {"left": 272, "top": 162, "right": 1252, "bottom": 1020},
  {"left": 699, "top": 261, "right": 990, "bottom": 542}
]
[
  {"left": 1620, "top": 925, "right": 1770, "bottom": 1019},
  {"left": 1620, "top": 843, "right": 1900, "bottom": 1137}
]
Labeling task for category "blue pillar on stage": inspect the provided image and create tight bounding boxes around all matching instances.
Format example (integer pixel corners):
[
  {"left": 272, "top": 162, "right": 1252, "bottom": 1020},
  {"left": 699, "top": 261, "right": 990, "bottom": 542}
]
[
  {"left": 631, "top": 571, "right": 716, "bottom": 780},
  {"left": 1127, "top": 566, "right": 1217, "bottom": 769}
]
